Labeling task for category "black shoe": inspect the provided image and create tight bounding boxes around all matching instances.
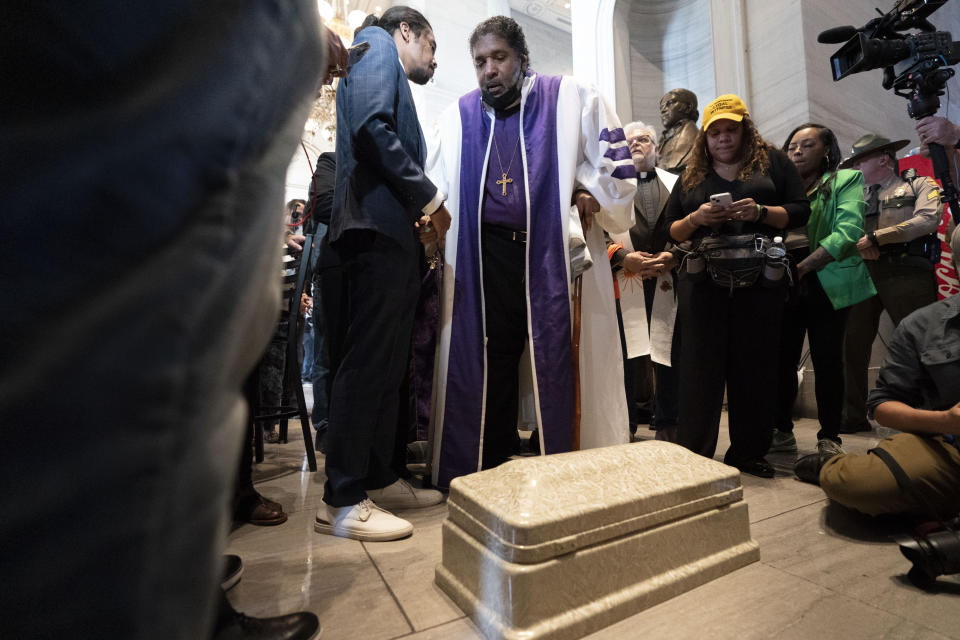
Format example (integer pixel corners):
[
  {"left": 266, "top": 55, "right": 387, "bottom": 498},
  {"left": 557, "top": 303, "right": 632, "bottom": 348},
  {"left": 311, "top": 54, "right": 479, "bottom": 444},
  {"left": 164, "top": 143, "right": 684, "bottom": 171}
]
[
  {"left": 213, "top": 611, "right": 321, "bottom": 640},
  {"left": 794, "top": 439, "right": 844, "bottom": 485},
  {"left": 734, "top": 458, "right": 775, "bottom": 478},
  {"left": 838, "top": 421, "right": 871, "bottom": 434},
  {"left": 794, "top": 453, "right": 823, "bottom": 485},
  {"left": 314, "top": 429, "right": 326, "bottom": 455},
  {"left": 221, "top": 555, "right": 243, "bottom": 591}
]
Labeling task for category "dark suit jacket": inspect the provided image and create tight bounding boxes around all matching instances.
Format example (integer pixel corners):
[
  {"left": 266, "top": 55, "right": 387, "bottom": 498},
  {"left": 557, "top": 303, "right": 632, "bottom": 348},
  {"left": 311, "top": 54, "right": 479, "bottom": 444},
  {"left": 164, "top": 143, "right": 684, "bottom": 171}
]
[
  {"left": 629, "top": 173, "right": 673, "bottom": 254},
  {"left": 330, "top": 26, "right": 437, "bottom": 251}
]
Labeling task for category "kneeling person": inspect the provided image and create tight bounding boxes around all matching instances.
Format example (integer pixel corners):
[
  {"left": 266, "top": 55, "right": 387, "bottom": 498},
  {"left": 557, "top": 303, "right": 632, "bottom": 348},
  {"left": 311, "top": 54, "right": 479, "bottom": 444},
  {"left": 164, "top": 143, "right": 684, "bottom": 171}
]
[{"left": 796, "top": 230, "right": 960, "bottom": 517}]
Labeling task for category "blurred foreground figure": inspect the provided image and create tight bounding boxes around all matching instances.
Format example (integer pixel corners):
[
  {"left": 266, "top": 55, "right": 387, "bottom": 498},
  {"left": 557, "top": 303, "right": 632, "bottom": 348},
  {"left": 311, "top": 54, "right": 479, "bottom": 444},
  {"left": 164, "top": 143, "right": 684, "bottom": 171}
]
[{"left": 0, "top": 2, "right": 322, "bottom": 638}]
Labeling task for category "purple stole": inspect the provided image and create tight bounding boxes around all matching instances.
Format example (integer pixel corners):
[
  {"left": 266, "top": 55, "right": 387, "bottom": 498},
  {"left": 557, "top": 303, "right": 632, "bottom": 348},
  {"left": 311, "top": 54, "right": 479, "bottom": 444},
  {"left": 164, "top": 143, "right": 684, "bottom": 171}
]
[{"left": 436, "top": 75, "right": 572, "bottom": 489}]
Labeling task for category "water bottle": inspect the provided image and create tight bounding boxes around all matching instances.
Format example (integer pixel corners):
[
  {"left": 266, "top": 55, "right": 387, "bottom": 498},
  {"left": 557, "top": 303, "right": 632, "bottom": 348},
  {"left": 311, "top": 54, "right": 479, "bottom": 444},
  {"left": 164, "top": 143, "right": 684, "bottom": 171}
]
[{"left": 762, "top": 236, "right": 786, "bottom": 286}]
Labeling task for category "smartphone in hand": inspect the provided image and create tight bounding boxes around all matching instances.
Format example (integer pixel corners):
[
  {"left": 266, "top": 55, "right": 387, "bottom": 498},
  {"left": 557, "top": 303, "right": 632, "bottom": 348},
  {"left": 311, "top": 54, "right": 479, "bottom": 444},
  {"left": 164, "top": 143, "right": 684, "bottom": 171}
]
[{"left": 709, "top": 192, "right": 733, "bottom": 208}]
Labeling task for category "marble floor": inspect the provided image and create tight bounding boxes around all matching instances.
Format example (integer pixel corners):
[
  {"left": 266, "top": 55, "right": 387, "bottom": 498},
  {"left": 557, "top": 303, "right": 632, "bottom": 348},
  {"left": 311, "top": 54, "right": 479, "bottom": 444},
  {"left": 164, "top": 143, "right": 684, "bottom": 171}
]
[{"left": 227, "top": 394, "right": 960, "bottom": 640}]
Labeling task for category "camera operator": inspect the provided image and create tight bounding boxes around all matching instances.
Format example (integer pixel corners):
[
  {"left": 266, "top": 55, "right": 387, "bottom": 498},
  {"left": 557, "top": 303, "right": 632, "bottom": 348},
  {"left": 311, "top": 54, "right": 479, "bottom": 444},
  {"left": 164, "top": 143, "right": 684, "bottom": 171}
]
[
  {"left": 840, "top": 133, "right": 944, "bottom": 434},
  {"left": 795, "top": 231, "right": 960, "bottom": 518}
]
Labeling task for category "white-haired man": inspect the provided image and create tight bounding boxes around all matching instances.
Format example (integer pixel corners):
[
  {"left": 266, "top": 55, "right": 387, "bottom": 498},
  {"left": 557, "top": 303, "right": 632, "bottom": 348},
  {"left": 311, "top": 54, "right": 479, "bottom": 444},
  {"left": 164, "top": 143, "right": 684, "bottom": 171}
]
[{"left": 607, "top": 121, "right": 682, "bottom": 441}]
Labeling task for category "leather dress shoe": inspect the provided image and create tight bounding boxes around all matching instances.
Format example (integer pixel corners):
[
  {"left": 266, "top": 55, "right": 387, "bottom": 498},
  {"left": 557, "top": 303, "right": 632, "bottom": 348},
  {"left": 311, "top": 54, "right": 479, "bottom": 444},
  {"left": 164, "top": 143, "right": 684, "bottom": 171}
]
[
  {"left": 734, "top": 457, "right": 776, "bottom": 478},
  {"left": 234, "top": 494, "right": 287, "bottom": 526},
  {"left": 213, "top": 611, "right": 320, "bottom": 640}
]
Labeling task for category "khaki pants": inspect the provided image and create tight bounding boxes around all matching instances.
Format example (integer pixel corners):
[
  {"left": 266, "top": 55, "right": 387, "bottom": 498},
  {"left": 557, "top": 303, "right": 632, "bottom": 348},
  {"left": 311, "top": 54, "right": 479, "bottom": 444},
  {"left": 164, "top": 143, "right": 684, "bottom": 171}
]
[{"left": 820, "top": 433, "right": 960, "bottom": 517}]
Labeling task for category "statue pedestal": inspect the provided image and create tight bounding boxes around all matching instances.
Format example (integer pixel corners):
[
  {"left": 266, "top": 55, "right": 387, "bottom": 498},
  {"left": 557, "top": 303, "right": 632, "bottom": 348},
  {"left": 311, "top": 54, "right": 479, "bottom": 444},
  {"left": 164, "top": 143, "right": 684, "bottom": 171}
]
[{"left": 435, "top": 441, "right": 759, "bottom": 640}]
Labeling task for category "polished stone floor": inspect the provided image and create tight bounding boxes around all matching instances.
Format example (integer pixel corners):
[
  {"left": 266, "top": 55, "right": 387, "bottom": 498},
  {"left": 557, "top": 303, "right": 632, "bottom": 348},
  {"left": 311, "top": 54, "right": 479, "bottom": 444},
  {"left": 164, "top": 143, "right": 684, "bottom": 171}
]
[{"left": 227, "top": 394, "right": 960, "bottom": 640}]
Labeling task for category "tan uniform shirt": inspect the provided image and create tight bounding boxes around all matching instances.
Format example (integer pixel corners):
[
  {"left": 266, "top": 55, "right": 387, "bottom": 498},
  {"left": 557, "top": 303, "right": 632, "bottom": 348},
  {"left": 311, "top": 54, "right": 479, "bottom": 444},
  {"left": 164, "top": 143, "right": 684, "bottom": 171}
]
[{"left": 868, "top": 172, "right": 943, "bottom": 245}]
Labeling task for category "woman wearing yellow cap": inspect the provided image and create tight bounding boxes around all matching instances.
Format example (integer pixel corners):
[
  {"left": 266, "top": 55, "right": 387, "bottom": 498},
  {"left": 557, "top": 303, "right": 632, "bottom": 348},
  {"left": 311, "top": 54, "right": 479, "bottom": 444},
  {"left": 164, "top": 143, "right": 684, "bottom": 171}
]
[{"left": 665, "top": 94, "right": 810, "bottom": 477}]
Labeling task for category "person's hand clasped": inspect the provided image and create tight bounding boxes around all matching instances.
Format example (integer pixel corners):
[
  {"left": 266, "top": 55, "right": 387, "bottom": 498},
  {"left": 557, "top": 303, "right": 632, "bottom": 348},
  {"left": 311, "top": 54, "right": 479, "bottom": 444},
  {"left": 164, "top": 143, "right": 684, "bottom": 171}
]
[
  {"left": 648, "top": 250, "right": 677, "bottom": 274},
  {"left": 622, "top": 251, "right": 649, "bottom": 275},
  {"left": 856, "top": 234, "right": 880, "bottom": 260},
  {"left": 417, "top": 204, "right": 451, "bottom": 248},
  {"left": 575, "top": 190, "right": 600, "bottom": 232},
  {"left": 416, "top": 215, "right": 437, "bottom": 245},
  {"left": 623, "top": 250, "right": 675, "bottom": 279}
]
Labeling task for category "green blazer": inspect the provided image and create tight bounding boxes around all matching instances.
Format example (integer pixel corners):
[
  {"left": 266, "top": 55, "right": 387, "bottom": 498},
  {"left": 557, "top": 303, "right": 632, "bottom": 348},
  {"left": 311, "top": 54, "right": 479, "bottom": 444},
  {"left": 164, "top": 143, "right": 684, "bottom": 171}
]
[{"left": 809, "top": 169, "right": 877, "bottom": 310}]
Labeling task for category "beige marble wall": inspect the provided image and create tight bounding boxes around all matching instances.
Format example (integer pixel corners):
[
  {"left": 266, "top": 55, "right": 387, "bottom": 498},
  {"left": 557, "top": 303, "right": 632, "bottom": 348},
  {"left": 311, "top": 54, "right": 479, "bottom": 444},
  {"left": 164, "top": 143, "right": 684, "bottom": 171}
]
[
  {"left": 411, "top": 0, "right": 494, "bottom": 128},
  {"left": 741, "top": 0, "right": 808, "bottom": 146},
  {"left": 514, "top": 12, "right": 573, "bottom": 77},
  {"left": 612, "top": 0, "right": 960, "bottom": 153},
  {"left": 625, "top": 0, "right": 716, "bottom": 130}
]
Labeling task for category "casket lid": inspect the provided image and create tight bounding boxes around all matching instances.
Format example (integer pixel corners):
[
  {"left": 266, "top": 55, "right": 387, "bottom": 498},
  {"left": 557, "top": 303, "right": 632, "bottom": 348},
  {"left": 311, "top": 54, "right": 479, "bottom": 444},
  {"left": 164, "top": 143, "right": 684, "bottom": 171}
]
[{"left": 446, "top": 441, "right": 743, "bottom": 564}]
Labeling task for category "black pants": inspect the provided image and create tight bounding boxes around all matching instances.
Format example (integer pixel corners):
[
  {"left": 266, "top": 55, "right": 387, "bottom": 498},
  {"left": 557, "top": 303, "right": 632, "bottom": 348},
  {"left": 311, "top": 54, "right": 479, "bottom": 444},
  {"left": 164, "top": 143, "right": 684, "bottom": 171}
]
[
  {"left": 775, "top": 272, "right": 848, "bottom": 441},
  {"left": 644, "top": 276, "right": 680, "bottom": 430},
  {"left": 321, "top": 230, "right": 419, "bottom": 507},
  {"left": 677, "top": 280, "right": 784, "bottom": 465},
  {"left": 0, "top": 4, "right": 320, "bottom": 638},
  {"left": 616, "top": 277, "right": 681, "bottom": 433},
  {"left": 843, "top": 259, "right": 937, "bottom": 427},
  {"left": 481, "top": 226, "right": 528, "bottom": 468}
]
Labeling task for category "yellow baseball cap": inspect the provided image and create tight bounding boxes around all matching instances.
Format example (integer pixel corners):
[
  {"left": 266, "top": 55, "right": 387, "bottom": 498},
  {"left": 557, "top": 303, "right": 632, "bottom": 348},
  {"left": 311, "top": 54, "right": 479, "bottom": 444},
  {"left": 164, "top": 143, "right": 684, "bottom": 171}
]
[{"left": 701, "top": 94, "right": 749, "bottom": 131}]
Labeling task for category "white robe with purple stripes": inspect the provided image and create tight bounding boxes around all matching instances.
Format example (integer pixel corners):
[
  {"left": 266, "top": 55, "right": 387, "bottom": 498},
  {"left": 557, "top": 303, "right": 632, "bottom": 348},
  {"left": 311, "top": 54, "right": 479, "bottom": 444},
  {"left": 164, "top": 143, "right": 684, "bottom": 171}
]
[{"left": 425, "top": 72, "right": 637, "bottom": 489}]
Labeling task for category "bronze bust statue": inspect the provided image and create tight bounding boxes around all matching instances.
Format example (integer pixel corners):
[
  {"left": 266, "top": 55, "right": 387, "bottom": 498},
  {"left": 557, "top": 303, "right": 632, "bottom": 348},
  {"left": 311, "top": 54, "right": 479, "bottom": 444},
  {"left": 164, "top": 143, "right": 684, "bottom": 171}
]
[{"left": 656, "top": 89, "right": 699, "bottom": 174}]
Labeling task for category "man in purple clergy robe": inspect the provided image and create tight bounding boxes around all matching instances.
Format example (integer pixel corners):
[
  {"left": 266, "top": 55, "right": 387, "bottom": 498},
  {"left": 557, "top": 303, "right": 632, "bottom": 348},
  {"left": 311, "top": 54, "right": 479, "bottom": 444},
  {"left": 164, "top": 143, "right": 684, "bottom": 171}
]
[{"left": 424, "top": 17, "right": 638, "bottom": 490}]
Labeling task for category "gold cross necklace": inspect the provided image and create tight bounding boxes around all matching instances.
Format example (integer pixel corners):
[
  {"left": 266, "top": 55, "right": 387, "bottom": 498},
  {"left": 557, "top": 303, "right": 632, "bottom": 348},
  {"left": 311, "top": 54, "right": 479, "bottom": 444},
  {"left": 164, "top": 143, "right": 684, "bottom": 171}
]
[{"left": 493, "top": 126, "right": 520, "bottom": 197}]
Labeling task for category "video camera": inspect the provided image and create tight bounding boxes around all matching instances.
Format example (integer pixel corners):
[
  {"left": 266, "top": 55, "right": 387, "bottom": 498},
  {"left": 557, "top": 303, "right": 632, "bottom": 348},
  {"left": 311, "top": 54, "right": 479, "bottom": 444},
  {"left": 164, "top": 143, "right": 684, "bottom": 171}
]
[{"left": 821, "top": 0, "right": 960, "bottom": 118}]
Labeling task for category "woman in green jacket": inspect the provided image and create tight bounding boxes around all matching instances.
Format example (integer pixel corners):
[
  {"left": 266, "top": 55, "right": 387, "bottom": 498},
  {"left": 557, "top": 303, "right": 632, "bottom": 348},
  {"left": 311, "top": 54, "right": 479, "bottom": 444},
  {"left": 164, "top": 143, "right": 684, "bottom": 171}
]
[{"left": 771, "top": 123, "right": 876, "bottom": 460}]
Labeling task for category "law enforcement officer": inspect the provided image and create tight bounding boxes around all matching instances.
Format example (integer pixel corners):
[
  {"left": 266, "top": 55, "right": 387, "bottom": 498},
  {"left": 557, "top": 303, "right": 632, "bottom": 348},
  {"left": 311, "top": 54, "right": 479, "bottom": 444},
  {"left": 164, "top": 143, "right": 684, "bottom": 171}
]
[{"left": 839, "top": 133, "right": 944, "bottom": 434}]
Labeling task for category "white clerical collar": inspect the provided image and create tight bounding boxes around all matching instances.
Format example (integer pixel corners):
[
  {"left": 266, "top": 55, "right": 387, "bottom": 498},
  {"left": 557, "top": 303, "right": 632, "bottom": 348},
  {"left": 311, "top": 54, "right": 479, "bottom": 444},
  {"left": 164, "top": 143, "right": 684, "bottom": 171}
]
[{"left": 639, "top": 171, "right": 648, "bottom": 179}]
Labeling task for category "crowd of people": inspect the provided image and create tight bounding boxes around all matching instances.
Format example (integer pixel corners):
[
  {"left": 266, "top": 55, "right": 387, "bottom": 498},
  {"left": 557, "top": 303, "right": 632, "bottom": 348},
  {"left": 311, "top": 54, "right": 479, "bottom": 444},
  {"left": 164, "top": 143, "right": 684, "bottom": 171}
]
[
  {"left": 5, "top": 3, "right": 960, "bottom": 639},
  {"left": 307, "top": 7, "right": 960, "bottom": 544}
]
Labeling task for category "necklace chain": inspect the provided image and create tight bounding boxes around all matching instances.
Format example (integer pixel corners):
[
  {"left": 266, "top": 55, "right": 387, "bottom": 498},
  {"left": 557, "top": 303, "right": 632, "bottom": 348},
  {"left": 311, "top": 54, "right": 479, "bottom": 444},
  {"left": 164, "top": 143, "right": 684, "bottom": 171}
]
[{"left": 493, "top": 126, "right": 521, "bottom": 196}]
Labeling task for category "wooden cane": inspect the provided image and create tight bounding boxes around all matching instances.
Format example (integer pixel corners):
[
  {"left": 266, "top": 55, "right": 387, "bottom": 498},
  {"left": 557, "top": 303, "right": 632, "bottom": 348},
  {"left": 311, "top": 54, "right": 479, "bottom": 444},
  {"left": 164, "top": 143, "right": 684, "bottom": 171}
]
[{"left": 571, "top": 274, "right": 583, "bottom": 451}]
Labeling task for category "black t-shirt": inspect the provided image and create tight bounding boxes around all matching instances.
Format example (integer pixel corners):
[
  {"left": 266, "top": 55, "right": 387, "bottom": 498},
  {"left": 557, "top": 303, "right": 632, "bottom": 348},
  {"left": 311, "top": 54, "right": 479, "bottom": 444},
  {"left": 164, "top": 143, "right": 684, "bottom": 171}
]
[
  {"left": 664, "top": 147, "right": 810, "bottom": 242},
  {"left": 305, "top": 151, "right": 336, "bottom": 230}
]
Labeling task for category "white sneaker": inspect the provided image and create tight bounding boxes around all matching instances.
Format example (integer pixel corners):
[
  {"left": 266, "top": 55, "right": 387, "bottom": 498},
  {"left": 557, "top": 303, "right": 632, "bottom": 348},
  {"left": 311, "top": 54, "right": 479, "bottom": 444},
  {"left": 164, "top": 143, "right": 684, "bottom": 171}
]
[
  {"left": 366, "top": 478, "right": 444, "bottom": 510},
  {"left": 314, "top": 499, "right": 413, "bottom": 541}
]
